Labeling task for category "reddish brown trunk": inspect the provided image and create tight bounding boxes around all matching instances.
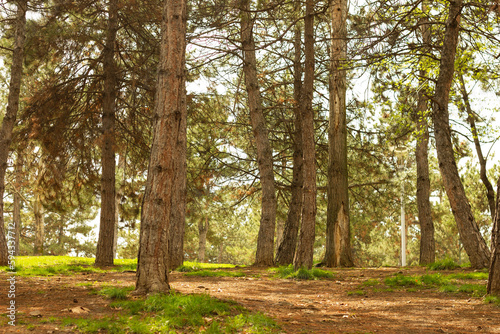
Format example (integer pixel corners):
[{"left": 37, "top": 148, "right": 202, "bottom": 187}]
[
  {"left": 488, "top": 178, "right": 500, "bottom": 295},
  {"left": 96, "top": 0, "right": 119, "bottom": 267},
  {"left": 240, "top": 0, "right": 277, "bottom": 267},
  {"left": 325, "top": 0, "right": 353, "bottom": 268},
  {"left": 294, "top": 0, "right": 316, "bottom": 270},
  {"left": 135, "top": 0, "right": 187, "bottom": 295},
  {"left": 431, "top": 0, "right": 490, "bottom": 269},
  {"left": 275, "top": 7, "right": 303, "bottom": 266},
  {"left": 0, "top": 0, "right": 26, "bottom": 266}
]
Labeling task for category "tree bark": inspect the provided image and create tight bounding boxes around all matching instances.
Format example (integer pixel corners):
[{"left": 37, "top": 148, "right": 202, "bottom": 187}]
[
  {"left": 294, "top": 0, "right": 316, "bottom": 270},
  {"left": 458, "top": 73, "right": 496, "bottom": 221},
  {"left": 135, "top": 0, "right": 187, "bottom": 295},
  {"left": 324, "top": 0, "right": 353, "bottom": 267},
  {"left": 240, "top": 0, "right": 277, "bottom": 267},
  {"left": 33, "top": 193, "right": 44, "bottom": 255},
  {"left": 431, "top": 0, "right": 490, "bottom": 269},
  {"left": 415, "top": 91, "right": 435, "bottom": 265},
  {"left": 0, "top": 0, "right": 27, "bottom": 266},
  {"left": 13, "top": 151, "right": 23, "bottom": 256},
  {"left": 275, "top": 5, "right": 303, "bottom": 266},
  {"left": 198, "top": 217, "right": 209, "bottom": 263},
  {"left": 96, "top": 0, "right": 119, "bottom": 267},
  {"left": 415, "top": 4, "right": 435, "bottom": 265},
  {"left": 488, "top": 178, "right": 500, "bottom": 295}
]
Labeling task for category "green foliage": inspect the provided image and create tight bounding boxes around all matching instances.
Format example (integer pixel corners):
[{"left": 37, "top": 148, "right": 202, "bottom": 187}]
[
  {"left": 98, "top": 286, "right": 134, "bottom": 300},
  {"left": 0, "top": 256, "right": 137, "bottom": 276},
  {"left": 427, "top": 258, "right": 461, "bottom": 271},
  {"left": 176, "top": 261, "right": 237, "bottom": 272},
  {"left": 270, "top": 265, "right": 334, "bottom": 280},
  {"left": 484, "top": 296, "right": 500, "bottom": 306},
  {"left": 385, "top": 274, "right": 422, "bottom": 287}
]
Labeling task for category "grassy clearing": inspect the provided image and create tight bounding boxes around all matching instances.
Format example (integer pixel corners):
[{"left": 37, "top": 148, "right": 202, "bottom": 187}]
[
  {"left": 183, "top": 270, "right": 246, "bottom": 278},
  {"left": 0, "top": 256, "right": 137, "bottom": 276},
  {"left": 176, "top": 261, "right": 239, "bottom": 272},
  {"left": 270, "top": 265, "right": 335, "bottom": 280},
  {"left": 60, "top": 289, "right": 280, "bottom": 333}
]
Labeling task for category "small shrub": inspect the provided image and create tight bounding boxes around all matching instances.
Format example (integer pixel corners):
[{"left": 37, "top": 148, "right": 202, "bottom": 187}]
[
  {"left": 427, "top": 258, "right": 460, "bottom": 271},
  {"left": 296, "top": 268, "right": 314, "bottom": 280},
  {"left": 99, "top": 286, "right": 133, "bottom": 300}
]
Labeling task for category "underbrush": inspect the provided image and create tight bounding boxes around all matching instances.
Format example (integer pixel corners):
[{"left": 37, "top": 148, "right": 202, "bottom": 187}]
[
  {"left": 62, "top": 288, "right": 280, "bottom": 333},
  {"left": 350, "top": 271, "right": 493, "bottom": 303},
  {"left": 270, "top": 265, "right": 335, "bottom": 280},
  {"left": 0, "top": 256, "right": 137, "bottom": 276},
  {"left": 176, "top": 261, "right": 239, "bottom": 272},
  {"left": 183, "top": 269, "right": 246, "bottom": 278}
]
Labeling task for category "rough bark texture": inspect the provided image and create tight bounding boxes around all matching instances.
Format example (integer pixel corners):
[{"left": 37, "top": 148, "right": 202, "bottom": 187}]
[
  {"left": 294, "top": 0, "right": 316, "bottom": 270},
  {"left": 0, "top": 0, "right": 27, "bottom": 266},
  {"left": 275, "top": 9, "right": 303, "bottom": 266},
  {"left": 13, "top": 151, "right": 23, "bottom": 256},
  {"left": 459, "top": 73, "right": 496, "bottom": 221},
  {"left": 415, "top": 97, "right": 435, "bottom": 265},
  {"left": 431, "top": 0, "right": 490, "bottom": 269},
  {"left": 415, "top": 7, "right": 435, "bottom": 265},
  {"left": 488, "top": 178, "right": 500, "bottom": 295},
  {"left": 240, "top": 0, "right": 277, "bottom": 267},
  {"left": 96, "top": 0, "right": 119, "bottom": 267},
  {"left": 198, "top": 217, "right": 209, "bottom": 263},
  {"left": 324, "top": 0, "right": 353, "bottom": 267},
  {"left": 135, "top": 0, "right": 187, "bottom": 295}
]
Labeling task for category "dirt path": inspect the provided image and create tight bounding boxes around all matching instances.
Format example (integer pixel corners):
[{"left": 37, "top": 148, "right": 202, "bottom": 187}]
[{"left": 1, "top": 267, "right": 500, "bottom": 333}]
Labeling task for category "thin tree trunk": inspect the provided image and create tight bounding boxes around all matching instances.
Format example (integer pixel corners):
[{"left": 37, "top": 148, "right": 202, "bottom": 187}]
[
  {"left": 294, "top": 0, "right": 316, "bottom": 270},
  {"left": 415, "top": 3, "right": 435, "bottom": 265},
  {"left": 0, "top": 0, "right": 27, "bottom": 266},
  {"left": 431, "top": 0, "right": 490, "bottom": 269},
  {"left": 275, "top": 5, "right": 303, "bottom": 266},
  {"left": 95, "top": 0, "right": 119, "bottom": 267},
  {"left": 198, "top": 217, "right": 209, "bottom": 263},
  {"left": 324, "top": 0, "right": 353, "bottom": 267},
  {"left": 458, "top": 73, "right": 496, "bottom": 221},
  {"left": 240, "top": 0, "right": 277, "bottom": 267},
  {"left": 113, "top": 154, "right": 126, "bottom": 259},
  {"left": 135, "top": 0, "right": 187, "bottom": 295},
  {"left": 33, "top": 194, "right": 44, "bottom": 255},
  {"left": 488, "top": 178, "right": 500, "bottom": 295},
  {"left": 13, "top": 151, "right": 23, "bottom": 256}
]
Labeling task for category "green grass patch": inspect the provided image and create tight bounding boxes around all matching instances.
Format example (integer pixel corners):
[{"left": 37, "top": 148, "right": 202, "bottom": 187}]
[
  {"left": 449, "top": 272, "right": 489, "bottom": 280},
  {"left": 427, "top": 258, "right": 461, "bottom": 270},
  {"left": 457, "top": 284, "right": 487, "bottom": 297},
  {"left": 0, "top": 256, "right": 138, "bottom": 276},
  {"left": 270, "top": 265, "right": 334, "bottom": 280},
  {"left": 183, "top": 270, "right": 246, "bottom": 278},
  {"left": 385, "top": 274, "right": 422, "bottom": 287},
  {"left": 98, "top": 286, "right": 134, "bottom": 300},
  {"left": 347, "top": 290, "right": 366, "bottom": 296},
  {"left": 484, "top": 295, "right": 500, "bottom": 306},
  {"left": 63, "top": 291, "right": 280, "bottom": 333},
  {"left": 176, "top": 261, "right": 238, "bottom": 272},
  {"left": 362, "top": 279, "right": 380, "bottom": 287}
]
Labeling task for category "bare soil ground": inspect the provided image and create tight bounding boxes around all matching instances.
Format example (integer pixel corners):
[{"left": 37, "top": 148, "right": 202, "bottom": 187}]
[{"left": 1, "top": 266, "right": 500, "bottom": 333}]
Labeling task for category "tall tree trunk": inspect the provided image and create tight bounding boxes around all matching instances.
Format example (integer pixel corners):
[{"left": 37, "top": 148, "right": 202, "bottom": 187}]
[
  {"left": 113, "top": 154, "right": 126, "bottom": 259},
  {"left": 13, "top": 151, "right": 23, "bottom": 256},
  {"left": 324, "top": 0, "right": 353, "bottom": 267},
  {"left": 240, "top": 0, "right": 277, "bottom": 267},
  {"left": 275, "top": 5, "right": 303, "bottom": 266},
  {"left": 198, "top": 217, "right": 209, "bottom": 263},
  {"left": 431, "top": 0, "right": 490, "bottom": 269},
  {"left": 95, "top": 0, "right": 119, "bottom": 267},
  {"left": 415, "top": 4, "right": 435, "bottom": 265},
  {"left": 488, "top": 178, "right": 500, "bottom": 295},
  {"left": 0, "top": 0, "right": 27, "bottom": 266},
  {"left": 458, "top": 73, "right": 496, "bottom": 221},
  {"left": 415, "top": 94, "right": 435, "bottom": 265},
  {"left": 135, "top": 0, "right": 187, "bottom": 295},
  {"left": 33, "top": 194, "right": 44, "bottom": 255},
  {"left": 294, "top": 0, "right": 316, "bottom": 270}
]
